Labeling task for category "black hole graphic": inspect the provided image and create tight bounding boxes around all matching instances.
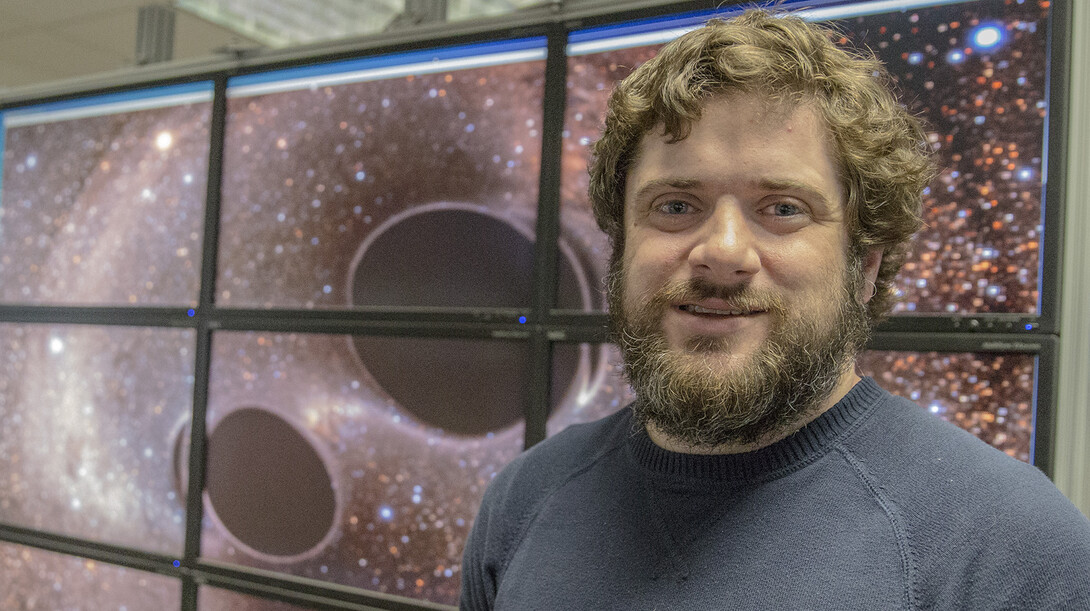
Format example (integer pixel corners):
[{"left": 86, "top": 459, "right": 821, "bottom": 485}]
[
  {"left": 351, "top": 337, "right": 529, "bottom": 435},
  {"left": 205, "top": 408, "right": 336, "bottom": 557},
  {"left": 350, "top": 208, "right": 587, "bottom": 434},
  {"left": 351, "top": 207, "right": 583, "bottom": 308}
]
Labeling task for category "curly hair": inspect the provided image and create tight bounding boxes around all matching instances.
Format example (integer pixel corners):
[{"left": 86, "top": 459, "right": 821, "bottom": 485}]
[{"left": 589, "top": 9, "right": 936, "bottom": 323}]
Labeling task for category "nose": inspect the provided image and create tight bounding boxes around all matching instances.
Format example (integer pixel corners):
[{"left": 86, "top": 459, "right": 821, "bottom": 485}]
[{"left": 687, "top": 202, "right": 761, "bottom": 283}]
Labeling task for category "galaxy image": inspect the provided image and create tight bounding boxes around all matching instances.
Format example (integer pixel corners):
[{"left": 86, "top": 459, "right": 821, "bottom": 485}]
[
  {"left": 0, "top": 540, "right": 181, "bottom": 609},
  {"left": 562, "top": 0, "right": 1050, "bottom": 315},
  {"left": 200, "top": 331, "right": 521, "bottom": 604},
  {"left": 216, "top": 51, "right": 554, "bottom": 310},
  {"left": 0, "top": 323, "right": 194, "bottom": 554},
  {"left": 192, "top": 330, "right": 630, "bottom": 605},
  {"left": 0, "top": 93, "right": 211, "bottom": 306}
]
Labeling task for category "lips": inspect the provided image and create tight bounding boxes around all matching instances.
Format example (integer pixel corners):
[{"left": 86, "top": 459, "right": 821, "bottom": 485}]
[{"left": 678, "top": 304, "right": 766, "bottom": 316}]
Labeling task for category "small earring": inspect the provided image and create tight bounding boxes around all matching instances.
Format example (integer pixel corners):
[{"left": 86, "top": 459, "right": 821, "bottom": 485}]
[{"left": 864, "top": 279, "right": 877, "bottom": 301}]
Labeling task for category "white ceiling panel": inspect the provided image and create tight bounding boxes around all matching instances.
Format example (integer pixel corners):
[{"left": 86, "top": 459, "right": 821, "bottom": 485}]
[{"left": 4, "top": 0, "right": 150, "bottom": 23}]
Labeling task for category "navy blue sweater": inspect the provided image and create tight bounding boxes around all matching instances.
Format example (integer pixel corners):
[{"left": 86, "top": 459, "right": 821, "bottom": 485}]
[{"left": 461, "top": 378, "right": 1090, "bottom": 610}]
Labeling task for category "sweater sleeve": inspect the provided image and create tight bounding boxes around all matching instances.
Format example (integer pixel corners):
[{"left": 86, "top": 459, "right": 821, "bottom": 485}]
[
  {"left": 459, "top": 512, "right": 495, "bottom": 611},
  {"left": 909, "top": 452, "right": 1090, "bottom": 609},
  {"left": 948, "top": 489, "right": 1090, "bottom": 609},
  {"left": 844, "top": 389, "right": 1090, "bottom": 610},
  {"left": 458, "top": 410, "right": 632, "bottom": 610},
  {"left": 459, "top": 467, "right": 508, "bottom": 611},
  {"left": 459, "top": 449, "right": 534, "bottom": 611}
]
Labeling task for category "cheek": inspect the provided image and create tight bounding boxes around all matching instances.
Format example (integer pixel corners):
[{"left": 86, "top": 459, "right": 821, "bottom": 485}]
[
  {"left": 622, "top": 235, "right": 686, "bottom": 288},
  {"left": 762, "top": 240, "right": 848, "bottom": 293}
]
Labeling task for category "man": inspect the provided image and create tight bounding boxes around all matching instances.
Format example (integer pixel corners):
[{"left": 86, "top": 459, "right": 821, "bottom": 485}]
[{"left": 461, "top": 9, "right": 1090, "bottom": 610}]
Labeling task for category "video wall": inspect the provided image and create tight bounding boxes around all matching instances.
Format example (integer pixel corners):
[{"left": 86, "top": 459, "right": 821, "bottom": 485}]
[{"left": 0, "top": 0, "right": 1064, "bottom": 609}]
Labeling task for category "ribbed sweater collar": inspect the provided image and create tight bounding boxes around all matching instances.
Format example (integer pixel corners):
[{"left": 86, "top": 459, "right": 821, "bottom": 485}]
[{"left": 626, "top": 377, "right": 885, "bottom": 484}]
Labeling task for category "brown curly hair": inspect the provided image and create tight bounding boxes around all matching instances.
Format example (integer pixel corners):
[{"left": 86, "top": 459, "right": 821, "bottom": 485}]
[{"left": 589, "top": 9, "right": 936, "bottom": 323}]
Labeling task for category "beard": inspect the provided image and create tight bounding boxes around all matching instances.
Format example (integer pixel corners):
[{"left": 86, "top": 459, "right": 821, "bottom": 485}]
[{"left": 608, "top": 255, "right": 872, "bottom": 450}]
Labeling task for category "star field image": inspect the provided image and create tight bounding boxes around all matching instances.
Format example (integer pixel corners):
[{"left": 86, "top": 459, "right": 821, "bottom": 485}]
[
  {"left": 0, "top": 94, "right": 211, "bottom": 306},
  {"left": 0, "top": 540, "right": 181, "bottom": 609},
  {"left": 199, "top": 586, "right": 313, "bottom": 610},
  {"left": 217, "top": 53, "right": 550, "bottom": 310},
  {"left": 562, "top": 0, "right": 1050, "bottom": 315},
  {"left": 0, "top": 323, "right": 195, "bottom": 555},
  {"left": 197, "top": 331, "right": 628, "bottom": 606},
  {"left": 545, "top": 344, "right": 634, "bottom": 436}
]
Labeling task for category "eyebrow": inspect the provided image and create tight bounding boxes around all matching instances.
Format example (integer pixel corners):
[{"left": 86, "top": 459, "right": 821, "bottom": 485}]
[
  {"left": 630, "top": 178, "right": 702, "bottom": 204},
  {"left": 631, "top": 176, "right": 838, "bottom": 210},
  {"left": 756, "top": 178, "right": 838, "bottom": 210}
]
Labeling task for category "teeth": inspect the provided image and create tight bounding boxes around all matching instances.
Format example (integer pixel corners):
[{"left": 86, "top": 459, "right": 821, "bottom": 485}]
[{"left": 685, "top": 305, "right": 749, "bottom": 316}]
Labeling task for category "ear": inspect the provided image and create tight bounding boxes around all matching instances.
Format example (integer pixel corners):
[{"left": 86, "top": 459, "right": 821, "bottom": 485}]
[{"left": 861, "top": 247, "right": 883, "bottom": 304}]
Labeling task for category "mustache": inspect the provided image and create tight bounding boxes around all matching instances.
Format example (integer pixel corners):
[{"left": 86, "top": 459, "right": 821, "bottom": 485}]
[{"left": 645, "top": 277, "right": 787, "bottom": 314}]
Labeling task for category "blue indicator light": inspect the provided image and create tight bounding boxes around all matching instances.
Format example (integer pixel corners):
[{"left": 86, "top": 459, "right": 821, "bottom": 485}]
[
  {"left": 173, "top": 560, "right": 181, "bottom": 568},
  {"left": 186, "top": 308, "right": 196, "bottom": 317},
  {"left": 1025, "top": 324, "right": 1033, "bottom": 331},
  {"left": 518, "top": 316, "right": 527, "bottom": 324}
]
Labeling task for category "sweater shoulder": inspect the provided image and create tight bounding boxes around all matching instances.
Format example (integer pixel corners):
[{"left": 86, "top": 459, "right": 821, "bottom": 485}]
[
  {"left": 844, "top": 389, "right": 1090, "bottom": 607},
  {"left": 856, "top": 390, "right": 1051, "bottom": 491},
  {"left": 486, "top": 408, "right": 633, "bottom": 512},
  {"left": 846, "top": 390, "right": 1071, "bottom": 515},
  {"left": 462, "top": 408, "right": 633, "bottom": 595}
]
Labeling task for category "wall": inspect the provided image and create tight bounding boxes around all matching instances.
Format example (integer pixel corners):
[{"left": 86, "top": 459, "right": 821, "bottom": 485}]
[{"left": 1056, "top": 0, "right": 1090, "bottom": 517}]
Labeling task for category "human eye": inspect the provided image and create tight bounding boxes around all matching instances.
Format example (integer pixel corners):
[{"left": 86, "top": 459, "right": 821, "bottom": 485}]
[
  {"left": 643, "top": 196, "right": 701, "bottom": 231},
  {"left": 657, "top": 199, "right": 693, "bottom": 215},
  {"left": 768, "top": 201, "right": 803, "bottom": 217},
  {"left": 757, "top": 197, "right": 813, "bottom": 232},
  {"left": 758, "top": 196, "right": 813, "bottom": 219}
]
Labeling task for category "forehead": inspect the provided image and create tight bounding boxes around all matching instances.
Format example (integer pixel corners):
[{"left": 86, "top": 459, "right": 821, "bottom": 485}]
[{"left": 624, "top": 93, "right": 844, "bottom": 209}]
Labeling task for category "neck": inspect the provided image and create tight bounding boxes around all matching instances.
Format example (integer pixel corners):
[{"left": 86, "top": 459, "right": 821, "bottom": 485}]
[{"left": 646, "top": 370, "right": 863, "bottom": 455}]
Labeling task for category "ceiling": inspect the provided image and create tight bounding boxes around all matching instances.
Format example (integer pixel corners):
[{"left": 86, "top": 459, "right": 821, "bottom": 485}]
[
  {"left": 0, "top": 0, "right": 548, "bottom": 98},
  {"left": 0, "top": 1, "right": 251, "bottom": 93}
]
